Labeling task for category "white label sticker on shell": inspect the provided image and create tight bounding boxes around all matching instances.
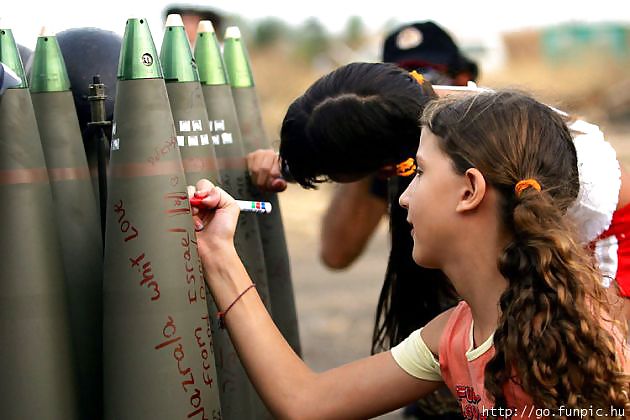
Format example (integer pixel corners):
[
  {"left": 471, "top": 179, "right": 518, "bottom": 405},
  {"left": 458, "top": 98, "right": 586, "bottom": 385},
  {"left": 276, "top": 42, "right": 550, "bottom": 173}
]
[{"left": 179, "top": 120, "right": 191, "bottom": 132}]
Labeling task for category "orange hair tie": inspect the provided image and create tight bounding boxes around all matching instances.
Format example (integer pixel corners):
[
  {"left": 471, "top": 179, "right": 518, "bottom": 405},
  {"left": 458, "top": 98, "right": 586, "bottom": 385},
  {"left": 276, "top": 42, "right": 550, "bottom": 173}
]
[
  {"left": 409, "top": 70, "right": 424, "bottom": 85},
  {"left": 514, "top": 179, "right": 541, "bottom": 197},
  {"left": 396, "top": 158, "right": 416, "bottom": 177}
]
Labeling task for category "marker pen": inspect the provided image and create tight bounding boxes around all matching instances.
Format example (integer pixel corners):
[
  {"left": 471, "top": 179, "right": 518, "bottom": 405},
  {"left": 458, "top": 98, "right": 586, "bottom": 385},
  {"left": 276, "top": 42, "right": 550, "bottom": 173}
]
[{"left": 189, "top": 196, "right": 272, "bottom": 214}]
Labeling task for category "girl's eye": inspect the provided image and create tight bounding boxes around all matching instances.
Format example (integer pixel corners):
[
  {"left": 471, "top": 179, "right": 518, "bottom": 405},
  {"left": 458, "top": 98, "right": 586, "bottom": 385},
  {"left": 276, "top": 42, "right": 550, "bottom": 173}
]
[{"left": 415, "top": 167, "right": 424, "bottom": 177}]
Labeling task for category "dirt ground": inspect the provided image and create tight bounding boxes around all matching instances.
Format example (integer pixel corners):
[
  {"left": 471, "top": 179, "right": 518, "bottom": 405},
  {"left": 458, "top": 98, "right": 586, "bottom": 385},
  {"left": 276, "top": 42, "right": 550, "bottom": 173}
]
[
  {"left": 274, "top": 122, "right": 630, "bottom": 419},
  {"left": 277, "top": 182, "right": 402, "bottom": 418}
]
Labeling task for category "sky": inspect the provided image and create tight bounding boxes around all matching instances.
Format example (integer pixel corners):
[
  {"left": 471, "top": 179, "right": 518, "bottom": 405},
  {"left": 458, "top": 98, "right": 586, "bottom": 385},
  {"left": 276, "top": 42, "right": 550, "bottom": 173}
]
[{"left": 2, "top": 0, "right": 629, "bottom": 50}]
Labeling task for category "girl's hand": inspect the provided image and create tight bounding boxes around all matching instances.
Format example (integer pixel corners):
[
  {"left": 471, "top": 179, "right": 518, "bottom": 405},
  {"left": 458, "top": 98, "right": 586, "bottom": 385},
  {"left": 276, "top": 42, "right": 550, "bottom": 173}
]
[
  {"left": 246, "top": 149, "right": 287, "bottom": 192},
  {"left": 188, "top": 179, "right": 240, "bottom": 255}
]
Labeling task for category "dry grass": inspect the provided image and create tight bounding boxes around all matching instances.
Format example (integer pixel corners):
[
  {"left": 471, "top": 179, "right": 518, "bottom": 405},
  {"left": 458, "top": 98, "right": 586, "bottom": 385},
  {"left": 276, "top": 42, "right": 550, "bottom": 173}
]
[
  {"left": 482, "top": 53, "right": 630, "bottom": 164},
  {"left": 250, "top": 47, "right": 327, "bottom": 148},
  {"left": 483, "top": 55, "right": 630, "bottom": 122},
  {"left": 248, "top": 43, "right": 630, "bottom": 163}
]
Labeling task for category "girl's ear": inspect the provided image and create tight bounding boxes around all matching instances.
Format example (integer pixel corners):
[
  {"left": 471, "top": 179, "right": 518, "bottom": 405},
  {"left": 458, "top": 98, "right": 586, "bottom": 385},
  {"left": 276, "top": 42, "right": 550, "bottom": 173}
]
[{"left": 456, "top": 168, "right": 486, "bottom": 212}]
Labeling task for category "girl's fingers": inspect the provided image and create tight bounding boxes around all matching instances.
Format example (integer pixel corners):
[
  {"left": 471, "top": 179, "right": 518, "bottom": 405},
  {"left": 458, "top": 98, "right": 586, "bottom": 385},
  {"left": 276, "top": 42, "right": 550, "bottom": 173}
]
[
  {"left": 270, "top": 178, "right": 288, "bottom": 192},
  {"left": 270, "top": 153, "right": 282, "bottom": 179},
  {"left": 195, "top": 178, "right": 215, "bottom": 193},
  {"left": 187, "top": 185, "right": 198, "bottom": 215}
]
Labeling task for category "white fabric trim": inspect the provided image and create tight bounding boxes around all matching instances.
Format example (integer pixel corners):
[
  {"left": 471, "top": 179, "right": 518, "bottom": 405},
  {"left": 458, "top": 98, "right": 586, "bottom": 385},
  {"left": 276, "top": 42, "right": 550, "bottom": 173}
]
[
  {"left": 390, "top": 328, "right": 443, "bottom": 381},
  {"left": 566, "top": 120, "right": 620, "bottom": 243},
  {"left": 466, "top": 321, "right": 495, "bottom": 361},
  {"left": 594, "top": 234, "right": 619, "bottom": 288}
]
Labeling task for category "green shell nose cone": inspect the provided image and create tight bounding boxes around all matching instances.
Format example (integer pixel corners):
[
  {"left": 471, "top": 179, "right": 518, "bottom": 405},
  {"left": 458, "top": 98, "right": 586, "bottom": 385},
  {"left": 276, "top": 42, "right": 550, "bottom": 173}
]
[
  {"left": 194, "top": 20, "right": 228, "bottom": 86},
  {"left": 30, "top": 34, "right": 71, "bottom": 92},
  {"left": 160, "top": 14, "right": 198, "bottom": 83},
  {"left": 0, "top": 28, "right": 27, "bottom": 88},
  {"left": 117, "top": 18, "right": 163, "bottom": 80},
  {"left": 222, "top": 26, "right": 254, "bottom": 88}
]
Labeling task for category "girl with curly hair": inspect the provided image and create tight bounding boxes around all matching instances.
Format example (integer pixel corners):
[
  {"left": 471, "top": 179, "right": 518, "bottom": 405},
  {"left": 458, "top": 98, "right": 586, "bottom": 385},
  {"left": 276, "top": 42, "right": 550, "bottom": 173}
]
[{"left": 192, "top": 90, "right": 629, "bottom": 419}]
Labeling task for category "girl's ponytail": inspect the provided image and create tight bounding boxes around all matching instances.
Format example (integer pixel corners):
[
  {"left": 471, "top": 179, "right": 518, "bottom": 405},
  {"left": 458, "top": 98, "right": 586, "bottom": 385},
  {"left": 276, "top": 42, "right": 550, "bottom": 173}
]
[{"left": 486, "top": 186, "right": 628, "bottom": 414}]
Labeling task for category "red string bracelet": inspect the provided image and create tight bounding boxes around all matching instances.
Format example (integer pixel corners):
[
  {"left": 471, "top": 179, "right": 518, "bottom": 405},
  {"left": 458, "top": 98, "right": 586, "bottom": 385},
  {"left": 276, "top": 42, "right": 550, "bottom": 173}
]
[{"left": 218, "top": 283, "right": 256, "bottom": 329}]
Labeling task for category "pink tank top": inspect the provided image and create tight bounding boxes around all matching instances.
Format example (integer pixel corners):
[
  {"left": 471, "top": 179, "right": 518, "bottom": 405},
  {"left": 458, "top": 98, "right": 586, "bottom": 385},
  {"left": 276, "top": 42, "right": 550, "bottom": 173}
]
[
  {"left": 438, "top": 301, "right": 534, "bottom": 419},
  {"left": 438, "top": 301, "right": 628, "bottom": 419}
]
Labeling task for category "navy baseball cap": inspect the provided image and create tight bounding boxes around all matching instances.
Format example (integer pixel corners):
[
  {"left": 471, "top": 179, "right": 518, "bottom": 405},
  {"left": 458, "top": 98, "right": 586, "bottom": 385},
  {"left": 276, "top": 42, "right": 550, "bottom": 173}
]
[{"left": 383, "top": 21, "right": 478, "bottom": 81}]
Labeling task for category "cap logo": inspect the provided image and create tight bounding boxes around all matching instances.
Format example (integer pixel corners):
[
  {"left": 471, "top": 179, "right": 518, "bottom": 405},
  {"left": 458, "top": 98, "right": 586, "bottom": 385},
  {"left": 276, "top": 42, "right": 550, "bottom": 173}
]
[{"left": 396, "top": 27, "right": 423, "bottom": 50}]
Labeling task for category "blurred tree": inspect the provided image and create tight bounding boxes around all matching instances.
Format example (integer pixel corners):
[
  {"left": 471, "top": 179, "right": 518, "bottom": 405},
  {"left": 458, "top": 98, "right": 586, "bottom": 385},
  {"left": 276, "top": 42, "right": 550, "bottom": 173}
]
[
  {"left": 344, "top": 16, "right": 365, "bottom": 50},
  {"left": 382, "top": 18, "right": 400, "bottom": 35},
  {"left": 294, "top": 18, "right": 330, "bottom": 63},
  {"left": 253, "top": 18, "right": 290, "bottom": 49}
]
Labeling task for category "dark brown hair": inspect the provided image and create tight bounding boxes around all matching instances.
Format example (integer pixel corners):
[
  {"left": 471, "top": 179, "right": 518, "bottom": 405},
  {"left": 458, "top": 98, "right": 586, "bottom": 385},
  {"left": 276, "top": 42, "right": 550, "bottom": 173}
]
[{"left": 279, "top": 62, "right": 433, "bottom": 188}]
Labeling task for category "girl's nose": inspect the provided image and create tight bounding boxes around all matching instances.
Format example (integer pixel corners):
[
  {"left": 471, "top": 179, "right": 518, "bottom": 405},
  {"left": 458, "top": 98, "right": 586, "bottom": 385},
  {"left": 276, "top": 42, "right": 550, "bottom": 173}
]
[{"left": 399, "top": 186, "right": 410, "bottom": 209}]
